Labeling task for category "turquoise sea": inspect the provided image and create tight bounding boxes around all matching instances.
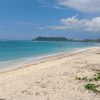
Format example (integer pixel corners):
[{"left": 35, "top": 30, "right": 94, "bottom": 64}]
[{"left": 0, "top": 40, "right": 99, "bottom": 69}]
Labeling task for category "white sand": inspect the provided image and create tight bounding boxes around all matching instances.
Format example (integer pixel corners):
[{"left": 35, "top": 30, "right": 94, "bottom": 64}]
[{"left": 0, "top": 47, "right": 100, "bottom": 100}]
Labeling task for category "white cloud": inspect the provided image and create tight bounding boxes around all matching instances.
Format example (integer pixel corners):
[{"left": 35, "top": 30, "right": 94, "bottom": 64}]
[
  {"left": 57, "top": 0, "right": 100, "bottom": 13},
  {"left": 87, "top": 17, "right": 100, "bottom": 31},
  {"left": 47, "top": 16, "right": 100, "bottom": 32}
]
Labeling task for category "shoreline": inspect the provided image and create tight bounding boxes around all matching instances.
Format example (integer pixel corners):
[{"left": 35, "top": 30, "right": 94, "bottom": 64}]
[{"left": 0, "top": 46, "right": 99, "bottom": 74}]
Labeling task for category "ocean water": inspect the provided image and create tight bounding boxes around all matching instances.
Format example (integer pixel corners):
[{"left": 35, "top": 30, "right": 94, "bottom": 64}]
[{"left": 0, "top": 40, "right": 99, "bottom": 69}]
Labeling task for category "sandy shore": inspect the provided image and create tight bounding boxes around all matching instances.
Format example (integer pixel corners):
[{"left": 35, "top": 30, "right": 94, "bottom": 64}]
[{"left": 0, "top": 47, "right": 100, "bottom": 100}]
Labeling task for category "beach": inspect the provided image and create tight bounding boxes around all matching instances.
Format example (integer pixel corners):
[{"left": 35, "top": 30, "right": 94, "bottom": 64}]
[{"left": 0, "top": 47, "right": 100, "bottom": 100}]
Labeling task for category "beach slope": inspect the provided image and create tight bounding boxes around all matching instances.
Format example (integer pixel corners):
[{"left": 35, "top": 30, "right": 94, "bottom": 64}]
[{"left": 0, "top": 47, "right": 100, "bottom": 100}]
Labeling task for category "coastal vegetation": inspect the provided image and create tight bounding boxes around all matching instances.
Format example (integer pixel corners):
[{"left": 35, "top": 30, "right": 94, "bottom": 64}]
[
  {"left": 33, "top": 36, "right": 100, "bottom": 43},
  {"left": 85, "top": 83, "right": 98, "bottom": 92},
  {"left": 75, "top": 72, "right": 100, "bottom": 93}
]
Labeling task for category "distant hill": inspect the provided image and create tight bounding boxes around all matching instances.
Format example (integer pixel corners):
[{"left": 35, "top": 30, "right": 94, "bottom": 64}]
[
  {"left": 33, "top": 36, "right": 75, "bottom": 42},
  {"left": 33, "top": 36, "right": 100, "bottom": 43}
]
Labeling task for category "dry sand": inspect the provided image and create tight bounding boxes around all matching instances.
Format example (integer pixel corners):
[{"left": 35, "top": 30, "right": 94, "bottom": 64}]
[{"left": 0, "top": 47, "right": 100, "bottom": 100}]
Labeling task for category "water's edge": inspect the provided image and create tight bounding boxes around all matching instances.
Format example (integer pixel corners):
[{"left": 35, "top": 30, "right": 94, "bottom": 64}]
[{"left": 0, "top": 46, "right": 99, "bottom": 73}]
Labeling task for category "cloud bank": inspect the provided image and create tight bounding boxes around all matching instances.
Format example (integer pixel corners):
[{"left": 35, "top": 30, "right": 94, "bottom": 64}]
[
  {"left": 57, "top": 0, "right": 100, "bottom": 13},
  {"left": 47, "top": 16, "right": 100, "bottom": 32}
]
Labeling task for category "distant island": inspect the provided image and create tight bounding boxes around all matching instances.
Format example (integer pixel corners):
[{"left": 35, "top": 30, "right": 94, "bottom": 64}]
[{"left": 33, "top": 36, "right": 100, "bottom": 43}]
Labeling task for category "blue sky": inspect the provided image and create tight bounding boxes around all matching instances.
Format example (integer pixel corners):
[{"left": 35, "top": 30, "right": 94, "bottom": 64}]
[{"left": 0, "top": 0, "right": 100, "bottom": 40}]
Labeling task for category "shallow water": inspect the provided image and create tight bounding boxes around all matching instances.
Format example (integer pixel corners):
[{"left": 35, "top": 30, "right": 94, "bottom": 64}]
[{"left": 0, "top": 40, "right": 99, "bottom": 69}]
